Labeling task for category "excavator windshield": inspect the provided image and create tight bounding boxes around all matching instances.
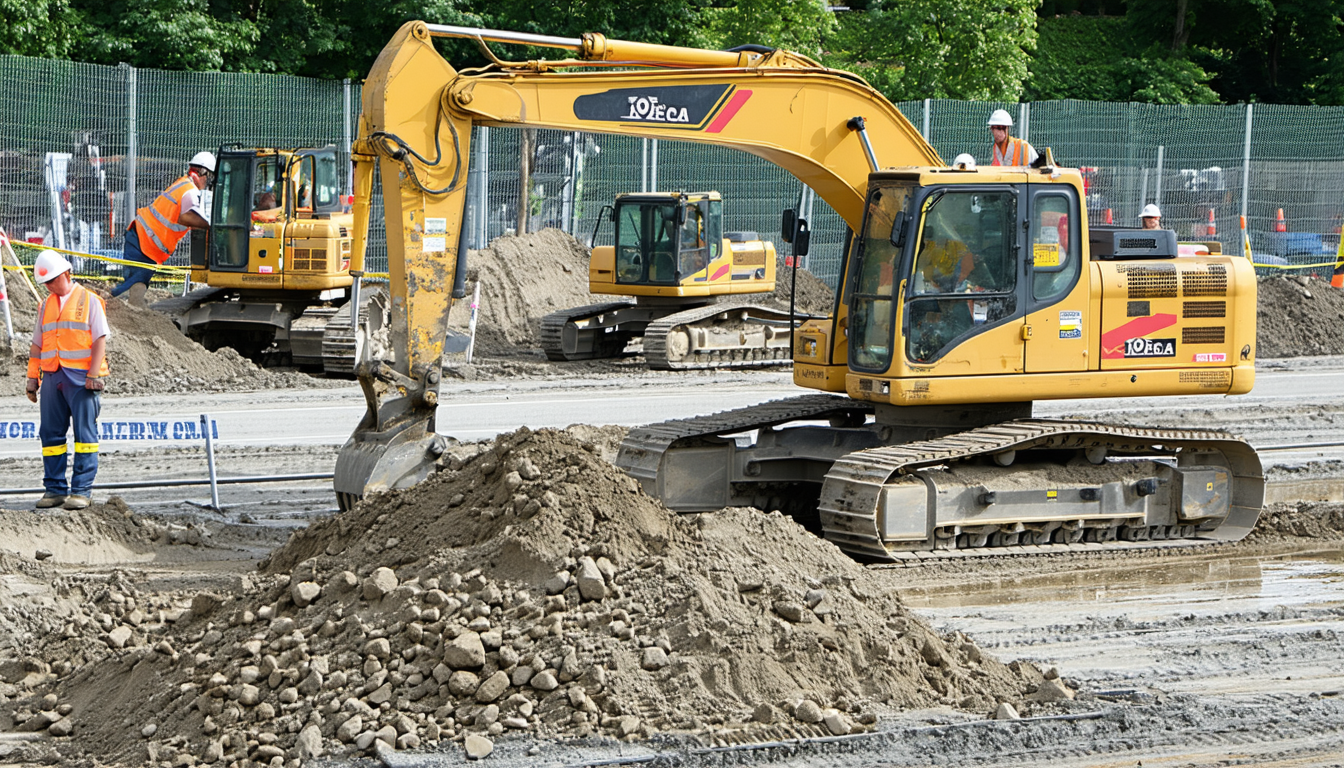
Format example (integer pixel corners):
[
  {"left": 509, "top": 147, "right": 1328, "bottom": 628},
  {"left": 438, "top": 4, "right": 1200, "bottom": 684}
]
[
  {"left": 209, "top": 152, "right": 285, "bottom": 270},
  {"left": 849, "top": 182, "right": 915, "bottom": 369},
  {"left": 615, "top": 200, "right": 680, "bottom": 285}
]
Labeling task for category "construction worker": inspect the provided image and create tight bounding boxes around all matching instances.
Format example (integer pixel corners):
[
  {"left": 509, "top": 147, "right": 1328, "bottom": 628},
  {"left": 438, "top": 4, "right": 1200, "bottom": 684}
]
[
  {"left": 987, "top": 109, "right": 1038, "bottom": 167},
  {"left": 25, "top": 250, "right": 110, "bottom": 511},
  {"left": 1140, "top": 203, "right": 1162, "bottom": 230},
  {"left": 110, "top": 150, "right": 215, "bottom": 305}
]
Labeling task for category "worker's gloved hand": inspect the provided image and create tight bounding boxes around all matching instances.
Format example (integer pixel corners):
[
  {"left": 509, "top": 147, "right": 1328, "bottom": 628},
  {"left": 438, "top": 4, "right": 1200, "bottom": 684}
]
[
  {"left": 84, "top": 377, "right": 104, "bottom": 392},
  {"left": 25, "top": 377, "right": 39, "bottom": 403}
]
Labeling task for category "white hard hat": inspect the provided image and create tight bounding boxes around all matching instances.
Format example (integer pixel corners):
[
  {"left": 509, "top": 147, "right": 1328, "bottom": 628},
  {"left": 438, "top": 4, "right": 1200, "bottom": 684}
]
[
  {"left": 189, "top": 150, "right": 217, "bottom": 172},
  {"left": 987, "top": 109, "right": 1014, "bottom": 127},
  {"left": 34, "top": 249, "right": 72, "bottom": 284},
  {"left": 952, "top": 153, "right": 977, "bottom": 170},
  {"left": 1141, "top": 203, "right": 1161, "bottom": 219}
]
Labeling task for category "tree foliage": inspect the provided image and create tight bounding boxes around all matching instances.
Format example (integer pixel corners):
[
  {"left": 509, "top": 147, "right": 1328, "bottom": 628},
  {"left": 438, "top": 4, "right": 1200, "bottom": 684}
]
[
  {"left": 1026, "top": 15, "right": 1219, "bottom": 103},
  {"left": 825, "top": 0, "right": 1040, "bottom": 102},
  {"left": 3, "top": 0, "right": 1342, "bottom": 106}
]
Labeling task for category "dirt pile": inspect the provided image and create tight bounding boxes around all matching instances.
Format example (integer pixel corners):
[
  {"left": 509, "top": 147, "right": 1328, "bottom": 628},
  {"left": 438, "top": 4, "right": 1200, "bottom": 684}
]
[
  {"left": 1, "top": 428, "right": 1054, "bottom": 766},
  {"left": 447, "top": 229, "right": 835, "bottom": 359},
  {"left": 0, "top": 278, "right": 331, "bottom": 395},
  {"left": 1256, "top": 275, "right": 1344, "bottom": 358},
  {"left": 1247, "top": 500, "right": 1344, "bottom": 541}
]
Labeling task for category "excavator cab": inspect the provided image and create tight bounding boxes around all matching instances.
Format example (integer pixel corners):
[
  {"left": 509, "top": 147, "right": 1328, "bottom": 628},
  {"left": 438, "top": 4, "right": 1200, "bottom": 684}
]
[
  {"left": 594, "top": 192, "right": 726, "bottom": 288},
  {"left": 164, "top": 145, "right": 359, "bottom": 369}
]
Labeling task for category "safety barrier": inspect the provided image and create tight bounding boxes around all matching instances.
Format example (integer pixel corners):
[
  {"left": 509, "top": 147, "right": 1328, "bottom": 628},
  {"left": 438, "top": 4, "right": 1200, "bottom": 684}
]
[{"left": 0, "top": 414, "right": 330, "bottom": 510}]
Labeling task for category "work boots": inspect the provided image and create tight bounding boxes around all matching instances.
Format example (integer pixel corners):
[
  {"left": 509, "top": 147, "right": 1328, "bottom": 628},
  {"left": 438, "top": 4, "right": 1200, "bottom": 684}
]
[
  {"left": 63, "top": 495, "right": 91, "bottom": 510},
  {"left": 35, "top": 493, "right": 66, "bottom": 509},
  {"left": 125, "top": 282, "right": 149, "bottom": 308}
]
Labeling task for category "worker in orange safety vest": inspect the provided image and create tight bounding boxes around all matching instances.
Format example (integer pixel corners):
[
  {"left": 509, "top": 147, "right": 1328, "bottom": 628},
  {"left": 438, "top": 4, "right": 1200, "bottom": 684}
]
[
  {"left": 110, "top": 150, "right": 215, "bottom": 306},
  {"left": 988, "top": 109, "right": 1039, "bottom": 167},
  {"left": 26, "top": 250, "right": 110, "bottom": 511}
]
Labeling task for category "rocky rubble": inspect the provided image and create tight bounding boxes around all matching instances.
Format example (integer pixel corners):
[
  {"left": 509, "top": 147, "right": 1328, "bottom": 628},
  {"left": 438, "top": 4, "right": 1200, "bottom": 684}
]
[{"left": 1, "top": 428, "right": 1057, "bottom": 766}]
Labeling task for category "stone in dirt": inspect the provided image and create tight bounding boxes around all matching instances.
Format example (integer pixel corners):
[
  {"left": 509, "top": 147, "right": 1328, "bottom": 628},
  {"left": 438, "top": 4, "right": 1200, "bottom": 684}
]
[{"left": 464, "top": 733, "right": 493, "bottom": 759}]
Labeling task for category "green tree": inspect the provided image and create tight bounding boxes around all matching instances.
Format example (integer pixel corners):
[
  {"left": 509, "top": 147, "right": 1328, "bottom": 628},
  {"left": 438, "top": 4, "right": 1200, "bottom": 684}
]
[
  {"left": 66, "top": 0, "right": 259, "bottom": 71},
  {"left": 1026, "top": 14, "right": 1220, "bottom": 103},
  {"left": 826, "top": 0, "right": 1040, "bottom": 102},
  {"left": 701, "top": 0, "right": 836, "bottom": 57},
  {"left": 0, "top": 0, "right": 79, "bottom": 58}
]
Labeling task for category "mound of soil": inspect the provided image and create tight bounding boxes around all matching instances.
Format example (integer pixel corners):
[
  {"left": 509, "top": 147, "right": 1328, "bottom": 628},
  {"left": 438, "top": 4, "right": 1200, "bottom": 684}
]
[
  {"left": 1256, "top": 275, "right": 1344, "bottom": 358},
  {"left": 0, "top": 428, "right": 1053, "bottom": 767},
  {"left": 0, "top": 274, "right": 331, "bottom": 395},
  {"left": 1248, "top": 500, "right": 1344, "bottom": 541}
]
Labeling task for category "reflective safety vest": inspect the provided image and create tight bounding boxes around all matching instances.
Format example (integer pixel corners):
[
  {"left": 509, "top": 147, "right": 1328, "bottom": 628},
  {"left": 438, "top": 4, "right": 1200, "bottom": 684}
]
[
  {"left": 991, "top": 137, "right": 1034, "bottom": 167},
  {"left": 39, "top": 284, "right": 110, "bottom": 376},
  {"left": 133, "top": 176, "right": 196, "bottom": 263}
]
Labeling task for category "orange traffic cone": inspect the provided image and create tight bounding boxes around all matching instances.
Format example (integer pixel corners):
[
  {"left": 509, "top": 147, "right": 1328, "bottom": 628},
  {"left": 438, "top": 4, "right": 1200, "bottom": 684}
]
[
  {"left": 1104, "top": 208, "right": 1113, "bottom": 224},
  {"left": 1275, "top": 208, "right": 1287, "bottom": 232},
  {"left": 1335, "top": 224, "right": 1344, "bottom": 289},
  {"left": 1206, "top": 208, "right": 1216, "bottom": 236}
]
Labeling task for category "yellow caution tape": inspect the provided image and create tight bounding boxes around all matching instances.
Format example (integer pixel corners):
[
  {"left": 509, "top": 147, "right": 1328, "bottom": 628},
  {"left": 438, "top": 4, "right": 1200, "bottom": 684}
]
[
  {"left": 1250, "top": 259, "right": 1343, "bottom": 270},
  {"left": 7, "top": 240, "right": 188, "bottom": 275}
]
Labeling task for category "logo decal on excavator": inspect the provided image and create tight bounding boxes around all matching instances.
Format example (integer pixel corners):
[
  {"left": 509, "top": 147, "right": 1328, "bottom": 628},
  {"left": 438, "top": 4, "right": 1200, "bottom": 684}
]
[
  {"left": 1101, "top": 313, "right": 1177, "bottom": 359},
  {"left": 573, "top": 85, "right": 751, "bottom": 132}
]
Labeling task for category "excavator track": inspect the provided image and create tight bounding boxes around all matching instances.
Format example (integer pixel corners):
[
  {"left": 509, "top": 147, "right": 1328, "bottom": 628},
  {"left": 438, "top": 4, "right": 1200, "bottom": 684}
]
[
  {"left": 540, "top": 301, "right": 639, "bottom": 361},
  {"left": 643, "top": 303, "right": 796, "bottom": 370},
  {"left": 618, "top": 398, "right": 1264, "bottom": 563},
  {"left": 820, "top": 420, "right": 1263, "bottom": 562},
  {"left": 149, "top": 286, "right": 226, "bottom": 321}
]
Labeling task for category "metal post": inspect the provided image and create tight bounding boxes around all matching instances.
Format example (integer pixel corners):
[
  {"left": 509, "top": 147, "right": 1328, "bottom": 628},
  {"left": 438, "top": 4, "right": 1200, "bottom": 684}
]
[
  {"left": 1020, "top": 103, "right": 1030, "bottom": 144},
  {"left": 465, "top": 281, "right": 481, "bottom": 364},
  {"left": 477, "top": 127, "right": 489, "bottom": 247},
  {"left": 348, "top": 270, "right": 363, "bottom": 328},
  {"left": 0, "top": 232, "right": 13, "bottom": 341},
  {"left": 1240, "top": 103, "right": 1254, "bottom": 222},
  {"left": 561, "top": 131, "right": 580, "bottom": 234},
  {"left": 1139, "top": 169, "right": 1148, "bottom": 216},
  {"left": 125, "top": 64, "right": 137, "bottom": 233},
  {"left": 201, "top": 414, "right": 219, "bottom": 510},
  {"left": 641, "top": 139, "right": 648, "bottom": 193},
  {"left": 650, "top": 139, "right": 659, "bottom": 192},
  {"left": 570, "top": 132, "right": 585, "bottom": 235},
  {"left": 343, "top": 79, "right": 353, "bottom": 195},
  {"left": 1154, "top": 145, "right": 1165, "bottom": 210},
  {"left": 922, "top": 99, "right": 930, "bottom": 141}
]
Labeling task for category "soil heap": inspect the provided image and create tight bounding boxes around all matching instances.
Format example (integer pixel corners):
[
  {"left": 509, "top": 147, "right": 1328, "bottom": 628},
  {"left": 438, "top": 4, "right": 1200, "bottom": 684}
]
[
  {"left": 0, "top": 275, "right": 331, "bottom": 395},
  {"left": 1256, "top": 275, "right": 1344, "bottom": 358},
  {"left": 0, "top": 428, "right": 1055, "bottom": 767}
]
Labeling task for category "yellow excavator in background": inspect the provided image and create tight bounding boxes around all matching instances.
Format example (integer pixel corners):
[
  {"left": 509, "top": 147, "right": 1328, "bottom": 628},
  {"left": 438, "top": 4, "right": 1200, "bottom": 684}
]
[
  {"left": 334, "top": 22, "right": 1263, "bottom": 562},
  {"left": 543, "top": 190, "right": 793, "bottom": 369},
  {"left": 154, "top": 145, "right": 371, "bottom": 375}
]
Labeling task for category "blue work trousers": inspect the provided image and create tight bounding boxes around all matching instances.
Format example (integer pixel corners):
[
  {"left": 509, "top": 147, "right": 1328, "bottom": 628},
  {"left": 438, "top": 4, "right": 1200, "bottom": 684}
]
[
  {"left": 39, "top": 368, "right": 101, "bottom": 497},
  {"left": 109, "top": 227, "right": 156, "bottom": 297}
]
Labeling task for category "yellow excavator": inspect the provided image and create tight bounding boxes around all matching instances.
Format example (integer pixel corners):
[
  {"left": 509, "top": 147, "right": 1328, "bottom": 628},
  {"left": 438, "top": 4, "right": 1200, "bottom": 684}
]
[
  {"left": 334, "top": 22, "right": 1263, "bottom": 561},
  {"left": 154, "top": 145, "right": 370, "bottom": 375},
  {"left": 542, "top": 190, "right": 792, "bottom": 369}
]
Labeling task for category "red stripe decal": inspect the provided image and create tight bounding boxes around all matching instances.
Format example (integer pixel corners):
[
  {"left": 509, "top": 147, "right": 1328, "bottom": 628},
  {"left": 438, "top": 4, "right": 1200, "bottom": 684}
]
[
  {"left": 710, "top": 264, "right": 730, "bottom": 281},
  {"left": 706, "top": 90, "right": 752, "bottom": 133},
  {"left": 1101, "top": 313, "right": 1177, "bottom": 359}
]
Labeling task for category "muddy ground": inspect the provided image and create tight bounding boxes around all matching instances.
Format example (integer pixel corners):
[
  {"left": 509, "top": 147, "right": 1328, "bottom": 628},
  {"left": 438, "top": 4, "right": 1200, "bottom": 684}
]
[{"left": 3, "top": 236, "right": 1344, "bottom": 765}]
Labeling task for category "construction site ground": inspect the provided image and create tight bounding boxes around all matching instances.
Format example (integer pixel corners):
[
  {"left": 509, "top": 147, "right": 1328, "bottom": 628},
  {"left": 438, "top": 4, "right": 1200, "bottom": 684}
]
[{"left": 2, "top": 231, "right": 1343, "bottom": 766}]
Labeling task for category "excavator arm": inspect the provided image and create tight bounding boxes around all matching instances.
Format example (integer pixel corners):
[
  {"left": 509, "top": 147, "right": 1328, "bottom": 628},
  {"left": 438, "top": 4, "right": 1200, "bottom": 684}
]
[{"left": 334, "top": 21, "right": 941, "bottom": 507}]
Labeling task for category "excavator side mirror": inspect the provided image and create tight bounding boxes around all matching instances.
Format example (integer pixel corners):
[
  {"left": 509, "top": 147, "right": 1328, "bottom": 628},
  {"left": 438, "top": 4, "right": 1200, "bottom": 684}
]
[
  {"left": 890, "top": 211, "right": 908, "bottom": 248},
  {"left": 793, "top": 217, "right": 811, "bottom": 257},
  {"left": 781, "top": 208, "right": 797, "bottom": 243}
]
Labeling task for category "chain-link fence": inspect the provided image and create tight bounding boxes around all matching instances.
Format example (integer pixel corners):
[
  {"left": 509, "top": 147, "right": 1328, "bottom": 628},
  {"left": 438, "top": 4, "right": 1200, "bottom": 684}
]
[{"left": 5, "top": 54, "right": 1344, "bottom": 291}]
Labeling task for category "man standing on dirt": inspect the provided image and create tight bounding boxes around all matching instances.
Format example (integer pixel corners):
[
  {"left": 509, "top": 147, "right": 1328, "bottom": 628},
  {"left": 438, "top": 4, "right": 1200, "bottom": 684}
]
[
  {"left": 110, "top": 151, "right": 215, "bottom": 306},
  {"left": 26, "top": 250, "right": 110, "bottom": 511}
]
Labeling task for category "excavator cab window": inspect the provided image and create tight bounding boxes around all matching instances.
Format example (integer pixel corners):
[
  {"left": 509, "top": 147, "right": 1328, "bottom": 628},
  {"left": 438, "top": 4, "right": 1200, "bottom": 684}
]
[
  {"left": 615, "top": 201, "right": 678, "bottom": 285},
  {"left": 1029, "top": 190, "right": 1080, "bottom": 302},
  {"left": 678, "top": 204, "right": 710, "bottom": 279},
  {"left": 849, "top": 183, "right": 915, "bottom": 370},
  {"left": 291, "top": 149, "right": 343, "bottom": 217},
  {"left": 209, "top": 153, "right": 279, "bottom": 271},
  {"left": 904, "top": 189, "right": 1019, "bottom": 364},
  {"left": 707, "top": 199, "right": 723, "bottom": 262}
]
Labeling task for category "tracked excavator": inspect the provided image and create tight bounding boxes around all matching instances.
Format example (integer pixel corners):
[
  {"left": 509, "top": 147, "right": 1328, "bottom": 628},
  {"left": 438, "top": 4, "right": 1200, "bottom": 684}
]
[
  {"left": 541, "top": 190, "right": 795, "bottom": 369},
  {"left": 152, "top": 145, "right": 374, "bottom": 375},
  {"left": 333, "top": 21, "right": 1263, "bottom": 562}
]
